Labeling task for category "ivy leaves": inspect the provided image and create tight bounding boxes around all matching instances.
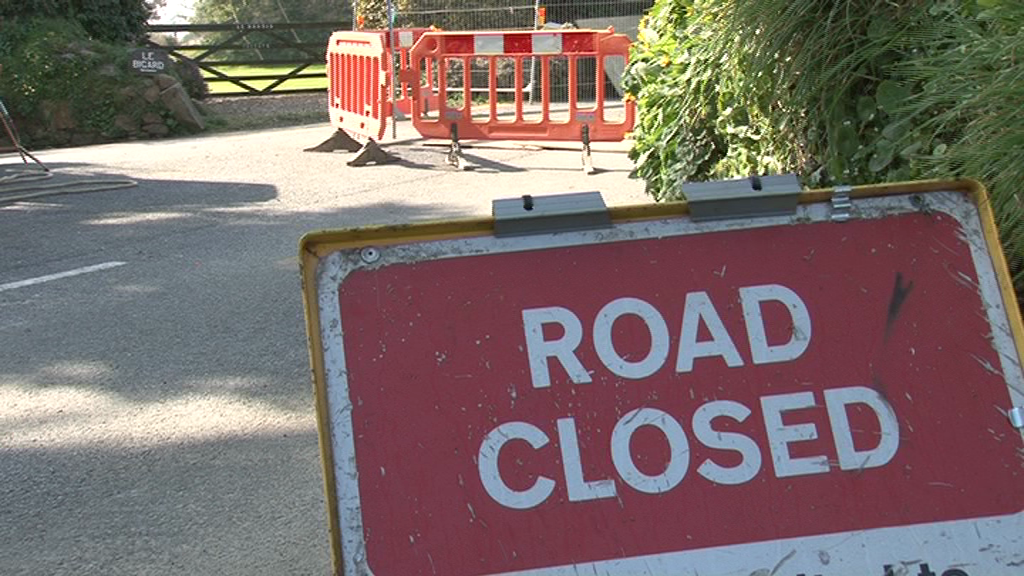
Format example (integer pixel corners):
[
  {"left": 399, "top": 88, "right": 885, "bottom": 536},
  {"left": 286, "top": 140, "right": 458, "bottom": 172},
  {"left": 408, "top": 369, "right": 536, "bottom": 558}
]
[{"left": 626, "top": 0, "right": 958, "bottom": 191}]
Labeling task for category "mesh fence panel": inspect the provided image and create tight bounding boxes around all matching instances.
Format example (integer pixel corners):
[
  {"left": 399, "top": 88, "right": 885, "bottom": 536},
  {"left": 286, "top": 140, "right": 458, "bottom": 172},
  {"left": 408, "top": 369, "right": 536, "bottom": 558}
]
[
  {"left": 541, "top": 0, "right": 653, "bottom": 27},
  {"left": 353, "top": 1, "right": 654, "bottom": 31},
  {"left": 353, "top": 1, "right": 653, "bottom": 114},
  {"left": 354, "top": 1, "right": 537, "bottom": 30}
]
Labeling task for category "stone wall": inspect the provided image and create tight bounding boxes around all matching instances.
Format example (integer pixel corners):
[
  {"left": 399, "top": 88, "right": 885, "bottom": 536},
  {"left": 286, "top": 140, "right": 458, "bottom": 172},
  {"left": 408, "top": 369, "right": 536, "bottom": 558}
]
[
  {"left": 20, "top": 72, "right": 205, "bottom": 149},
  {"left": 117, "top": 73, "right": 206, "bottom": 137}
]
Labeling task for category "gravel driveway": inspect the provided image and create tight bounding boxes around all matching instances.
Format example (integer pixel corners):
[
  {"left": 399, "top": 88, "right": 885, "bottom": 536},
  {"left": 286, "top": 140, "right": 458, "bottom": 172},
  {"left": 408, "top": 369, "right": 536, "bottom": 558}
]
[{"left": 203, "top": 93, "right": 329, "bottom": 130}]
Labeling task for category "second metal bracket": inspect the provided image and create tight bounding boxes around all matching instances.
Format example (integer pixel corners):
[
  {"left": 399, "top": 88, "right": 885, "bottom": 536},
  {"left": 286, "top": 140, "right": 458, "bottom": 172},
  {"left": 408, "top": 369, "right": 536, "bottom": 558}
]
[
  {"left": 683, "top": 174, "right": 801, "bottom": 222},
  {"left": 493, "top": 191, "right": 611, "bottom": 237}
]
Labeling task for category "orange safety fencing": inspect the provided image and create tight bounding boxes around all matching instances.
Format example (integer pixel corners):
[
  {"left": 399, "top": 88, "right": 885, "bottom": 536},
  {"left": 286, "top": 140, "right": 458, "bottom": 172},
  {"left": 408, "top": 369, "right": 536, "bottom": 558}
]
[
  {"left": 387, "top": 29, "right": 440, "bottom": 115},
  {"left": 403, "top": 29, "right": 635, "bottom": 142},
  {"left": 326, "top": 28, "right": 438, "bottom": 140},
  {"left": 327, "top": 30, "right": 389, "bottom": 140}
]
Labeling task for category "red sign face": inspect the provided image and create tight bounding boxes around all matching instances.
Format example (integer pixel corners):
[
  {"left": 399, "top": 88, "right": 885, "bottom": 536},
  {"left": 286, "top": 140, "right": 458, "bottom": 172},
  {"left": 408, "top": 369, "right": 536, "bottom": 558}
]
[{"left": 310, "top": 191, "right": 1024, "bottom": 576}]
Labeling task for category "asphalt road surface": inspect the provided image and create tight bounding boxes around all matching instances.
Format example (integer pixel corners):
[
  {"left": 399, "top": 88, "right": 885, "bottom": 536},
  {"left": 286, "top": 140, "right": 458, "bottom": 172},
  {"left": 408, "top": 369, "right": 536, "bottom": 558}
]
[{"left": 0, "top": 121, "right": 649, "bottom": 576}]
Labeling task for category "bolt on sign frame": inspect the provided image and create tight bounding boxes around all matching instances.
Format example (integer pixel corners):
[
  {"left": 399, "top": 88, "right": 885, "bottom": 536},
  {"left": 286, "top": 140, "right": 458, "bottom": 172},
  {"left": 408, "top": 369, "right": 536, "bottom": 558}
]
[{"left": 300, "top": 180, "right": 1024, "bottom": 576}]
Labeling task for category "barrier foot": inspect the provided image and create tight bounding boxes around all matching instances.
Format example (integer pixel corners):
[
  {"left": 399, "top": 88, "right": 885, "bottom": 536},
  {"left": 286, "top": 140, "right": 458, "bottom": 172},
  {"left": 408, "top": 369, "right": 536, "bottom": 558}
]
[
  {"left": 581, "top": 124, "right": 594, "bottom": 175},
  {"left": 304, "top": 129, "right": 363, "bottom": 153},
  {"left": 446, "top": 123, "right": 467, "bottom": 170},
  {"left": 347, "top": 139, "right": 395, "bottom": 167},
  {"left": 446, "top": 142, "right": 467, "bottom": 170}
]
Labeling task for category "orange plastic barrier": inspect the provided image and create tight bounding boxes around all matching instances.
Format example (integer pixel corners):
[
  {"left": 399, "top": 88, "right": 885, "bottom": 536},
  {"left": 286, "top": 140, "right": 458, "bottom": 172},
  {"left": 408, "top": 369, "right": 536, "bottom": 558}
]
[
  {"left": 327, "top": 31, "right": 389, "bottom": 140},
  {"left": 404, "top": 29, "right": 635, "bottom": 142},
  {"left": 326, "top": 29, "right": 438, "bottom": 139},
  {"left": 386, "top": 29, "right": 439, "bottom": 116}
]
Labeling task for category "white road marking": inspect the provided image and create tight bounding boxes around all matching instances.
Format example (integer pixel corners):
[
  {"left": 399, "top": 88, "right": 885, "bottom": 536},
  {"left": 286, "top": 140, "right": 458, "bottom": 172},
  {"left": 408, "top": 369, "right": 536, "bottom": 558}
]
[{"left": 0, "top": 261, "right": 127, "bottom": 293}]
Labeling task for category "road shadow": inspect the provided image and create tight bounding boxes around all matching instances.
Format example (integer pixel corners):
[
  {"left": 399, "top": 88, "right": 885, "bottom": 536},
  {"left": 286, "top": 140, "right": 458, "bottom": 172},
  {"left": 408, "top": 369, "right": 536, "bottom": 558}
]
[
  {"left": 0, "top": 164, "right": 475, "bottom": 412},
  {"left": 0, "top": 162, "right": 465, "bottom": 576},
  {"left": 0, "top": 429, "right": 331, "bottom": 576},
  {"left": 0, "top": 128, "right": 642, "bottom": 576},
  {"left": 0, "top": 160, "right": 483, "bottom": 574}
]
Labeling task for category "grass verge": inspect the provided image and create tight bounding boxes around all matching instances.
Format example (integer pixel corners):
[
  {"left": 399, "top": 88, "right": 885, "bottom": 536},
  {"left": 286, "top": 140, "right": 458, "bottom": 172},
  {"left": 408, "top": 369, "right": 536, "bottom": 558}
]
[{"left": 203, "top": 64, "right": 328, "bottom": 96}]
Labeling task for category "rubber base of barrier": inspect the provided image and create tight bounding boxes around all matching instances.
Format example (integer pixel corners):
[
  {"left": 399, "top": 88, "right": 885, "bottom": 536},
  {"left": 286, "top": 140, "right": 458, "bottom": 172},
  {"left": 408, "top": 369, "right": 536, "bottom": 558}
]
[
  {"left": 304, "top": 129, "right": 396, "bottom": 166},
  {"left": 304, "top": 129, "right": 364, "bottom": 153},
  {"left": 347, "top": 140, "right": 395, "bottom": 167}
]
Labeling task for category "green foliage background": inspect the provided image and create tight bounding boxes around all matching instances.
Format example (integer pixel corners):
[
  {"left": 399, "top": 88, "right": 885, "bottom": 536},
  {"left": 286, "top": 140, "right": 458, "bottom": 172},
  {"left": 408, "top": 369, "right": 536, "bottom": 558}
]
[
  {"left": 624, "top": 0, "right": 1024, "bottom": 293},
  {"left": 0, "top": 0, "right": 156, "bottom": 43},
  {"left": 0, "top": 11, "right": 202, "bottom": 147},
  {"left": 0, "top": 0, "right": 163, "bottom": 134},
  {"left": 352, "top": 0, "right": 651, "bottom": 30}
]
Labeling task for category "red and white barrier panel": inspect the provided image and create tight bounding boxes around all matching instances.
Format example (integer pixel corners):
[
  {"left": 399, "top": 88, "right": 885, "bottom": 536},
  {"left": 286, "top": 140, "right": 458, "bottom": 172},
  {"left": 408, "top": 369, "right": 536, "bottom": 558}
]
[
  {"left": 327, "top": 31, "right": 389, "bottom": 140},
  {"left": 326, "top": 28, "right": 439, "bottom": 140},
  {"left": 406, "top": 29, "right": 636, "bottom": 142},
  {"left": 387, "top": 28, "right": 440, "bottom": 115}
]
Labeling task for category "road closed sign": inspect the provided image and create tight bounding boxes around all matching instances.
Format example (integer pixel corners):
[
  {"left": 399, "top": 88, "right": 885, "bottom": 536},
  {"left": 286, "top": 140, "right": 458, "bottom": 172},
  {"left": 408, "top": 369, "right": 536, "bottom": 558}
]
[{"left": 300, "top": 180, "right": 1024, "bottom": 576}]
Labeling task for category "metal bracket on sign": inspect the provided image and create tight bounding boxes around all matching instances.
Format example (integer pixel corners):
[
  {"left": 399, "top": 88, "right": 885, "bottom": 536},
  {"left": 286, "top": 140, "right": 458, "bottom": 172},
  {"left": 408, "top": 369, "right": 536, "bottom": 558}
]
[
  {"left": 493, "top": 191, "right": 611, "bottom": 237},
  {"left": 831, "top": 185, "right": 853, "bottom": 223},
  {"left": 1009, "top": 406, "right": 1024, "bottom": 430},
  {"left": 683, "top": 174, "right": 802, "bottom": 222}
]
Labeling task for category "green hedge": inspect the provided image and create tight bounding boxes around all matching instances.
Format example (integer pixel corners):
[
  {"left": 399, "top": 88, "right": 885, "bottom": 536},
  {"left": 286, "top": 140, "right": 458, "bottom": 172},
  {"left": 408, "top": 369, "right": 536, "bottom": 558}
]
[
  {"left": 0, "top": 18, "right": 116, "bottom": 121},
  {"left": 0, "top": 0, "right": 153, "bottom": 43},
  {"left": 624, "top": 0, "right": 1023, "bottom": 292},
  {"left": 0, "top": 17, "right": 203, "bottom": 147}
]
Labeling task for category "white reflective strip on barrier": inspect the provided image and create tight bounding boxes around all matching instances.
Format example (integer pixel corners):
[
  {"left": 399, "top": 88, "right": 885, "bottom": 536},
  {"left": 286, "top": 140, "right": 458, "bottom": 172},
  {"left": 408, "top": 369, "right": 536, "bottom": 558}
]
[
  {"left": 533, "top": 33, "right": 562, "bottom": 54},
  {"left": 475, "top": 35, "right": 505, "bottom": 55},
  {"left": 399, "top": 31, "right": 414, "bottom": 48}
]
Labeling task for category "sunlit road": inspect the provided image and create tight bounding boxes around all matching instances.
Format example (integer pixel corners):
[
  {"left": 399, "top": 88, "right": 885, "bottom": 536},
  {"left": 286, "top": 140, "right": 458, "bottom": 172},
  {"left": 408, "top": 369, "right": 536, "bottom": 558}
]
[{"left": 0, "top": 122, "right": 648, "bottom": 576}]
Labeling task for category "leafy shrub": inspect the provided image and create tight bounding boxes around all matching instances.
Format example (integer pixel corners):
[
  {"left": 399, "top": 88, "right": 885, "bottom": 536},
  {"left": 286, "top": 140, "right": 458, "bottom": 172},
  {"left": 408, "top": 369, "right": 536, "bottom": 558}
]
[
  {"left": 897, "top": 1, "right": 1024, "bottom": 290},
  {"left": 0, "top": 0, "right": 154, "bottom": 43},
  {"left": 0, "top": 16, "right": 204, "bottom": 146},
  {"left": 620, "top": 0, "right": 706, "bottom": 199},
  {"left": 625, "top": 0, "right": 1023, "bottom": 292},
  {"left": 624, "top": 0, "right": 947, "bottom": 197},
  {"left": 0, "top": 18, "right": 101, "bottom": 117}
]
